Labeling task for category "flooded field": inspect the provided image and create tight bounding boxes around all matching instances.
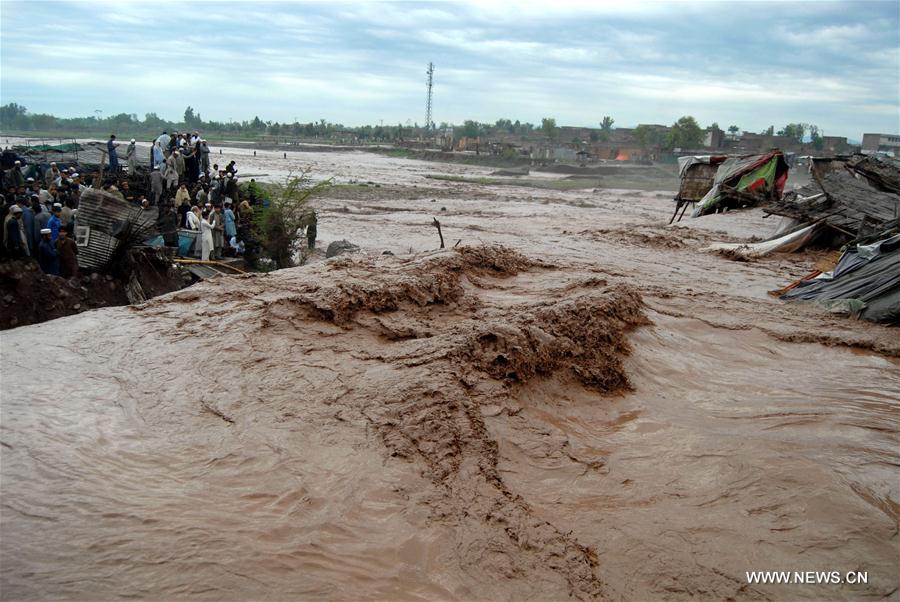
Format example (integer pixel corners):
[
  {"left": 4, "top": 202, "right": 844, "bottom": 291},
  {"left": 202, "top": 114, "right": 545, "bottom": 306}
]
[{"left": 1, "top": 146, "right": 898, "bottom": 600}]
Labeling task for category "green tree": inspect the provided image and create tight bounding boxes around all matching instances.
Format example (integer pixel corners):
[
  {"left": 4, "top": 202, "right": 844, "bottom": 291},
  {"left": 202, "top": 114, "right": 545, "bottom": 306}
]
[
  {"left": 598, "top": 116, "right": 614, "bottom": 141},
  {"left": 541, "top": 117, "right": 558, "bottom": 141},
  {"left": 0, "top": 103, "right": 29, "bottom": 129},
  {"left": 633, "top": 124, "right": 666, "bottom": 149},
  {"left": 777, "top": 123, "right": 805, "bottom": 143},
  {"left": 808, "top": 124, "right": 824, "bottom": 150},
  {"left": 254, "top": 171, "right": 331, "bottom": 269},
  {"left": 666, "top": 116, "right": 703, "bottom": 149},
  {"left": 184, "top": 106, "right": 202, "bottom": 128},
  {"left": 460, "top": 120, "right": 480, "bottom": 138},
  {"left": 727, "top": 125, "right": 740, "bottom": 139}
]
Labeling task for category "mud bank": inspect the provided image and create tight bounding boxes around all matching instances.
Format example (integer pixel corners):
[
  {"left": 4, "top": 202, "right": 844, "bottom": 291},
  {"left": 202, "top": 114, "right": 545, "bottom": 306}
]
[
  {"left": 2, "top": 245, "right": 898, "bottom": 600},
  {"left": 0, "top": 248, "right": 190, "bottom": 330}
]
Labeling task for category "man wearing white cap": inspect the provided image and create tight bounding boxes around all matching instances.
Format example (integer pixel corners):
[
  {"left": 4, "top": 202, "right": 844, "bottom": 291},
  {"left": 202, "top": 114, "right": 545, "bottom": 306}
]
[
  {"left": 45, "top": 161, "right": 61, "bottom": 186},
  {"left": 165, "top": 152, "right": 178, "bottom": 190},
  {"left": 10, "top": 161, "right": 25, "bottom": 189},
  {"left": 37, "top": 227, "right": 59, "bottom": 275},
  {"left": 48, "top": 203, "right": 63, "bottom": 243},
  {"left": 150, "top": 166, "right": 163, "bottom": 205},
  {"left": 107, "top": 134, "right": 120, "bottom": 173},
  {"left": 126, "top": 138, "right": 137, "bottom": 175},
  {"left": 199, "top": 139, "right": 210, "bottom": 174}
]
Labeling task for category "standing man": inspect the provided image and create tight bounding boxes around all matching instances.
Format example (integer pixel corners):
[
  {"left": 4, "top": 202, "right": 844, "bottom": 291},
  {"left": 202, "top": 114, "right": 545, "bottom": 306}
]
[
  {"left": 16, "top": 196, "right": 36, "bottom": 255},
  {"left": 126, "top": 138, "right": 137, "bottom": 175},
  {"left": 10, "top": 161, "right": 25, "bottom": 189},
  {"left": 157, "top": 204, "right": 179, "bottom": 249},
  {"left": 210, "top": 204, "right": 225, "bottom": 259},
  {"left": 107, "top": 134, "right": 120, "bottom": 174},
  {"left": 3, "top": 206, "right": 29, "bottom": 258},
  {"left": 200, "top": 140, "right": 210, "bottom": 175},
  {"left": 155, "top": 131, "right": 171, "bottom": 157},
  {"left": 45, "top": 161, "right": 61, "bottom": 186},
  {"left": 48, "top": 203, "right": 63, "bottom": 243},
  {"left": 57, "top": 225, "right": 79, "bottom": 278},
  {"left": 166, "top": 152, "right": 179, "bottom": 191},
  {"left": 306, "top": 209, "right": 317, "bottom": 250},
  {"left": 149, "top": 166, "right": 164, "bottom": 206},
  {"left": 37, "top": 228, "right": 59, "bottom": 275}
]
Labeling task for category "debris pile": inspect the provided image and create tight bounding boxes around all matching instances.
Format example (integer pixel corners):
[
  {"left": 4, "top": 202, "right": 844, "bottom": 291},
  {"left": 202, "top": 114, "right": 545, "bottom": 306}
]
[
  {"left": 765, "top": 154, "right": 900, "bottom": 241},
  {"left": 758, "top": 154, "right": 899, "bottom": 322},
  {"left": 779, "top": 234, "right": 900, "bottom": 323}
]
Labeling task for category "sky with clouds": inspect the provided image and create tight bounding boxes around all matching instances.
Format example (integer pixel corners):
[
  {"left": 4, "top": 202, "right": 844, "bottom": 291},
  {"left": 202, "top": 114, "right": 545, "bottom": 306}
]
[{"left": 1, "top": 0, "right": 898, "bottom": 138}]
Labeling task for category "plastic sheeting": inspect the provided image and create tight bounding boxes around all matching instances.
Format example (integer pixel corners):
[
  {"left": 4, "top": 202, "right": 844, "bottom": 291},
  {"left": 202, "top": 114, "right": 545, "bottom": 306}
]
[
  {"left": 781, "top": 234, "right": 900, "bottom": 323},
  {"left": 692, "top": 152, "right": 788, "bottom": 217},
  {"left": 703, "top": 224, "right": 819, "bottom": 259}
]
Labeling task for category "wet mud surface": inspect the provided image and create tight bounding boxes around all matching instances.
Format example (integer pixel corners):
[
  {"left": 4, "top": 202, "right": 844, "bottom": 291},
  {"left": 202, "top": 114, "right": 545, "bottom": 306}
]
[{"left": 1, "top": 147, "right": 898, "bottom": 600}]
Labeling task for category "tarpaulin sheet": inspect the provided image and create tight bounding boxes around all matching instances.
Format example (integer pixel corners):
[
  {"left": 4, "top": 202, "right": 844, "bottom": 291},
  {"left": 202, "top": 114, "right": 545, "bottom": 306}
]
[
  {"left": 15, "top": 143, "right": 82, "bottom": 153},
  {"left": 692, "top": 152, "right": 785, "bottom": 217},
  {"left": 781, "top": 234, "right": 900, "bottom": 323}
]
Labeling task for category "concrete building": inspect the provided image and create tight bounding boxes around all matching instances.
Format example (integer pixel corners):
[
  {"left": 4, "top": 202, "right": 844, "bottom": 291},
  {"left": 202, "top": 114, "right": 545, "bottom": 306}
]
[{"left": 861, "top": 133, "right": 900, "bottom": 154}]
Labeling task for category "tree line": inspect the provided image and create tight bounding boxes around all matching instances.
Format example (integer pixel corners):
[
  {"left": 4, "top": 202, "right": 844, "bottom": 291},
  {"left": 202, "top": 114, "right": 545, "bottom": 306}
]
[{"left": 1, "top": 103, "right": 825, "bottom": 150}]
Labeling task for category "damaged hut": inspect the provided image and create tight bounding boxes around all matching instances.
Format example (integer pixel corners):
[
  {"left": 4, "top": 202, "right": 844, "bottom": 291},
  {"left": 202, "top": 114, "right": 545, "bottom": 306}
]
[
  {"left": 671, "top": 155, "right": 727, "bottom": 222},
  {"left": 687, "top": 151, "right": 790, "bottom": 217}
]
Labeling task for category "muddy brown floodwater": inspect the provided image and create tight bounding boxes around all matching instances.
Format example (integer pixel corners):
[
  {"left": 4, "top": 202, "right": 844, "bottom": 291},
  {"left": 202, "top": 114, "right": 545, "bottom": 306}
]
[{"left": 1, "top": 146, "right": 898, "bottom": 601}]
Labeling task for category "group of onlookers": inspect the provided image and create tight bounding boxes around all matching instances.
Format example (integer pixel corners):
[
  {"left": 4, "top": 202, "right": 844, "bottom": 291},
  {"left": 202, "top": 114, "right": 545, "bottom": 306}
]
[
  {"left": 2, "top": 130, "right": 318, "bottom": 280},
  {"left": 1, "top": 160, "right": 83, "bottom": 277}
]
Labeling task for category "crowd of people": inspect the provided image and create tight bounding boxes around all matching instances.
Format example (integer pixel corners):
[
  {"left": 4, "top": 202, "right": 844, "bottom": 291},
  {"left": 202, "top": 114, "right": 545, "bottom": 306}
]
[
  {"left": 2, "top": 159, "right": 84, "bottom": 277},
  {"left": 2, "top": 130, "right": 318, "bottom": 277}
]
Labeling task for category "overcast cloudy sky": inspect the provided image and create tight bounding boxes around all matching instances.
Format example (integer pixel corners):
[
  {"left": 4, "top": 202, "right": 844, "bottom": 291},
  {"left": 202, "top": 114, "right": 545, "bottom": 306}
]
[{"left": 1, "top": 0, "right": 898, "bottom": 138}]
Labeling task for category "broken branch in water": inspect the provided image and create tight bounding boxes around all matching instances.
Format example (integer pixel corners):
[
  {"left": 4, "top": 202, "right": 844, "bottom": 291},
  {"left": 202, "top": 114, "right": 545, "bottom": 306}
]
[{"left": 432, "top": 217, "right": 445, "bottom": 248}]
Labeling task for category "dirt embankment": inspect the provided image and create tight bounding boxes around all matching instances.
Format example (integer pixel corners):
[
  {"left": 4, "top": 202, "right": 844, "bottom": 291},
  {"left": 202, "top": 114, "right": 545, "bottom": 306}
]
[{"left": 0, "top": 249, "right": 190, "bottom": 330}]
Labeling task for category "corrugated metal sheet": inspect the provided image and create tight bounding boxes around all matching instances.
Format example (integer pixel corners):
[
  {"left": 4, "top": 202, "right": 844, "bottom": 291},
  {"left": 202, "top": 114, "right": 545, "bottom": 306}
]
[{"left": 76, "top": 189, "right": 159, "bottom": 271}]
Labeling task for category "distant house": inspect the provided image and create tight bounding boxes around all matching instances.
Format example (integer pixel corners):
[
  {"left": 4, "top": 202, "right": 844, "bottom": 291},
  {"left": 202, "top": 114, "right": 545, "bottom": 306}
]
[
  {"left": 704, "top": 127, "right": 725, "bottom": 149},
  {"left": 861, "top": 133, "right": 900, "bottom": 154},
  {"left": 819, "top": 136, "right": 850, "bottom": 153}
]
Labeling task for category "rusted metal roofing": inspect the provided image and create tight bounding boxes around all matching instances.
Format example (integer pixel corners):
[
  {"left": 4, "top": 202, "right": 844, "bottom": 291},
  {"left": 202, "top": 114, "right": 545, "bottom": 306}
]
[{"left": 76, "top": 189, "right": 159, "bottom": 271}]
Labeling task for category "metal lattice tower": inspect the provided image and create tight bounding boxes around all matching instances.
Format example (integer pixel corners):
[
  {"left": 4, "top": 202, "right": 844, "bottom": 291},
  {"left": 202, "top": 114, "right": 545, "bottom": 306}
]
[{"left": 425, "top": 62, "right": 434, "bottom": 131}]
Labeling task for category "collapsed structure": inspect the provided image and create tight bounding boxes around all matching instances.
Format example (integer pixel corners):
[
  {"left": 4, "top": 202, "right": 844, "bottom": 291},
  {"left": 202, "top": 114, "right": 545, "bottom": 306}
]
[
  {"left": 765, "top": 154, "right": 899, "bottom": 241},
  {"left": 671, "top": 151, "right": 789, "bottom": 222}
]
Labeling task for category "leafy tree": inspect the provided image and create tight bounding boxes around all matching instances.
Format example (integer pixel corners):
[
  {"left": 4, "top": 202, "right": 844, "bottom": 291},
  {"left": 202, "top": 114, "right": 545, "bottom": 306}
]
[
  {"left": 727, "top": 125, "right": 740, "bottom": 139},
  {"left": 633, "top": 124, "right": 666, "bottom": 149},
  {"left": 541, "top": 117, "right": 557, "bottom": 141},
  {"left": 254, "top": 171, "right": 331, "bottom": 269},
  {"left": 808, "top": 124, "right": 825, "bottom": 150},
  {"left": 666, "top": 116, "right": 703, "bottom": 149},
  {"left": 184, "top": 106, "right": 203, "bottom": 128},
  {"left": 777, "top": 123, "right": 805, "bottom": 142},
  {"left": 0, "top": 103, "right": 28, "bottom": 129},
  {"left": 597, "top": 115, "right": 614, "bottom": 141},
  {"left": 460, "top": 120, "right": 480, "bottom": 138}
]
